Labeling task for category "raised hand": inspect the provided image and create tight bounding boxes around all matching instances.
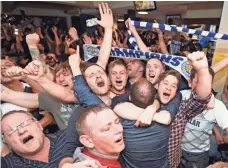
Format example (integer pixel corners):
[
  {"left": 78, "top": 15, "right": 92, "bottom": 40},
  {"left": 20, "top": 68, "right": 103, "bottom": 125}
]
[
  {"left": 68, "top": 45, "right": 81, "bottom": 76},
  {"left": 68, "top": 27, "right": 79, "bottom": 41},
  {"left": 52, "top": 26, "right": 58, "bottom": 34},
  {"left": 94, "top": 3, "right": 113, "bottom": 29},
  {"left": 187, "top": 51, "right": 209, "bottom": 71},
  {"left": 26, "top": 33, "right": 40, "bottom": 48},
  {"left": 83, "top": 34, "right": 92, "bottom": 44},
  {"left": 4, "top": 66, "right": 24, "bottom": 80},
  {"left": 23, "top": 60, "right": 45, "bottom": 81},
  {"left": 125, "top": 18, "right": 136, "bottom": 33}
]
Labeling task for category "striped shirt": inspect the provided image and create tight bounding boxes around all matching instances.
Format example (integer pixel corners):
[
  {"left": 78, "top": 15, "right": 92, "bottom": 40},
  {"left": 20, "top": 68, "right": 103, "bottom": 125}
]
[
  {"left": 168, "top": 90, "right": 211, "bottom": 168},
  {"left": 1, "top": 130, "right": 66, "bottom": 168}
]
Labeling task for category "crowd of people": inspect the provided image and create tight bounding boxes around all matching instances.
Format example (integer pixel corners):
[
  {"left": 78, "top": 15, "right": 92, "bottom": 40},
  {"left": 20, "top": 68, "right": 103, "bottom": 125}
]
[{"left": 1, "top": 3, "right": 228, "bottom": 168}]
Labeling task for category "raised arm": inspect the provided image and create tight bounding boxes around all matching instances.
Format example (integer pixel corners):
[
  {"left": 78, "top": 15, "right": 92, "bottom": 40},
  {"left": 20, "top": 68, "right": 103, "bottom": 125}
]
[
  {"left": 23, "top": 60, "right": 78, "bottom": 103},
  {"left": 154, "top": 28, "right": 169, "bottom": 54},
  {"left": 69, "top": 46, "right": 103, "bottom": 106},
  {"left": 211, "top": 56, "right": 228, "bottom": 73},
  {"left": 185, "top": 52, "right": 212, "bottom": 119},
  {"left": 95, "top": 3, "right": 113, "bottom": 69},
  {"left": 1, "top": 84, "right": 39, "bottom": 109},
  {"left": 26, "top": 33, "right": 42, "bottom": 61},
  {"left": 125, "top": 18, "right": 149, "bottom": 52}
]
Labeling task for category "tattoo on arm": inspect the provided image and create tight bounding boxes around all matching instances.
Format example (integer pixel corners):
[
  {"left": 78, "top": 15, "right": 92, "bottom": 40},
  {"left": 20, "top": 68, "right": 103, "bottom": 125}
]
[{"left": 29, "top": 48, "right": 42, "bottom": 61}]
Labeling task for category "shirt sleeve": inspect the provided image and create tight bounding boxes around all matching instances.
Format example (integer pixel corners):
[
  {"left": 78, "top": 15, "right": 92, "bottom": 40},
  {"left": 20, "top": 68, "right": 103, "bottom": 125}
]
[
  {"left": 72, "top": 75, "right": 103, "bottom": 106},
  {"left": 64, "top": 106, "right": 85, "bottom": 158},
  {"left": 214, "top": 99, "right": 228, "bottom": 130},
  {"left": 160, "top": 91, "right": 182, "bottom": 120},
  {"left": 111, "top": 94, "right": 130, "bottom": 110},
  {"left": 183, "top": 90, "right": 212, "bottom": 120}
]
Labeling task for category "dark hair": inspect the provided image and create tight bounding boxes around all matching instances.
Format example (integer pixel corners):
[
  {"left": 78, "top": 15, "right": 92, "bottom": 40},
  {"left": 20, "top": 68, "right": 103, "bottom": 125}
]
[
  {"left": 158, "top": 70, "right": 181, "bottom": 87},
  {"left": 130, "top": 78, "right": 155, "bottom": 108},
  {"left": 76, "top": 103, "right": 111, "bottom": 135},
  {"left": 190, "top": 67, "right": 215, "bottom": 81}
]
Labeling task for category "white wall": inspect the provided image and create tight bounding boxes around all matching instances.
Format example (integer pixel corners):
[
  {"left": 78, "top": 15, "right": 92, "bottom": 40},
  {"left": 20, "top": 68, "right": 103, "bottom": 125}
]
[
  {"left": 8, "top": 7, "right": 74, "bottom": 27},
  {"left": 185, "top": 9, "right": 222, "bottom": 18}
]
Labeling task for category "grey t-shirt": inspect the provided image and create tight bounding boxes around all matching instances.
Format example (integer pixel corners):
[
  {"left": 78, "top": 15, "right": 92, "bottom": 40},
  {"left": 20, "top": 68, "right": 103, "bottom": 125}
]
[{"left": 38, "top": 92, "right": 79, "bottom": 130}]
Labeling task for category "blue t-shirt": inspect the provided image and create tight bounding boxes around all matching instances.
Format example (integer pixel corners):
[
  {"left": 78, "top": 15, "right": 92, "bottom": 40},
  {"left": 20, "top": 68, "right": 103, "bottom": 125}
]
[{"left": 112, "top": 93, "right": 181, "bottom": 168}]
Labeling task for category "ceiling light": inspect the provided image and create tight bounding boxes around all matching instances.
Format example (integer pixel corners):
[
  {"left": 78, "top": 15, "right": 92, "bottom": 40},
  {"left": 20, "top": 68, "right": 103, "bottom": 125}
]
[
  {"left": 118, "top": 19, "right": 124, "bottom": 22},
  {"left": 138, "top": 11, "right": 148, "bottom": 15}
]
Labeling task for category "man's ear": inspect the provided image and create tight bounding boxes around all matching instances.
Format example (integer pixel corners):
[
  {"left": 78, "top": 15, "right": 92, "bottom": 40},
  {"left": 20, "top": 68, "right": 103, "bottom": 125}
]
[
  {"left": 79, "top": 135, "right": 94, "bottom": 149},
  {"left": 138, "top": 66, "right": 144, "bottom": 73}
]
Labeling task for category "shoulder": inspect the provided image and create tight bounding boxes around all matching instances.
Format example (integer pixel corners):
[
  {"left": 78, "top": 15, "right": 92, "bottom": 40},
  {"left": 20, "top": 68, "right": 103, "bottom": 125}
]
[
  {"left": 214, "top": 98, "right": 228, "bottom": 111},
  {"left": 2, "top": 152, "right": 21, "bottom": 167}
]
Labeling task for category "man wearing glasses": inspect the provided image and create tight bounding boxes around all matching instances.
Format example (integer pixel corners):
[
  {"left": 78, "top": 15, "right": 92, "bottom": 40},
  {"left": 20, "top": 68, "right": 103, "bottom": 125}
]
[{"left": 1, "top": 110, "right": 66, "bottom": 168}]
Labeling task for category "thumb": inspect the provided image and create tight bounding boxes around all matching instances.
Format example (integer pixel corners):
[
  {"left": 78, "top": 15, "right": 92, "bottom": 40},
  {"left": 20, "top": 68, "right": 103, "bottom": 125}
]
[
  {"left": 134, "top": 120, "right": 139, "bottom": 127},
  {"left": 76, "top": 45, "right": 80, "bottom": 56},
  {"left": 93, "top": 18, "right": 100, "bottom": 25}
]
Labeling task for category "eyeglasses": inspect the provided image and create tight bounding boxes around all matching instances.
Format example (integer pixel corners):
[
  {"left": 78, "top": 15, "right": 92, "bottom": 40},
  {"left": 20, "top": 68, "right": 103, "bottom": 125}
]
[
  {"left": 2, "top": 118, "right": 36, "bottom": 137},
  {"left": 46, "top": 56, "right": 54, "bottom": 60}
]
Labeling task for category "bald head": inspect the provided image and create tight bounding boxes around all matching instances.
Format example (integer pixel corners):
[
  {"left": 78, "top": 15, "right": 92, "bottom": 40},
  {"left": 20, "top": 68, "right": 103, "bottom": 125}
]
[{"left": 130, "top": 78, "right": 155, "bottom": 108}]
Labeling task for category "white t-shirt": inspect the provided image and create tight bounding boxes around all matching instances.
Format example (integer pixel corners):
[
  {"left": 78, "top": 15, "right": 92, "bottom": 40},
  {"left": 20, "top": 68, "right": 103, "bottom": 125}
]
[
  {"left": 1, "top": 83, "right": 30, "bottom": 116},
  {"left": 181, "top": 90, "right": 228, "bottom": 153}
]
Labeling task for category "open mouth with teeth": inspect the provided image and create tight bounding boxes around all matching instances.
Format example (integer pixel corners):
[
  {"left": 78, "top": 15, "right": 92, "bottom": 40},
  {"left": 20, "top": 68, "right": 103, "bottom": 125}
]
[
  {"left": 61, "top": 84, "right": 69, "bottom": 87},
  {"left": 115, "top": 137, "right": 123, "bottom": 143},
  {"left": 149, "top": 74, "right": 155, "bottom": 79},
  {"left": 23, "top": 135, "right": 34, "bottom": 144}
]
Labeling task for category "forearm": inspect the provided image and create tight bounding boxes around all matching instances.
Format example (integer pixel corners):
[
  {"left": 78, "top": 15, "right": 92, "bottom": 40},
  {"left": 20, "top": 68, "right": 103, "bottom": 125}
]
[
  {"left": 213, "top": 126, "right": 222, "bottom": 137},
  {"left": 23, "top": 77, "right": 45, "bottom": 93},
  {"left": 2, "top": 86, "right": 39, "bottom": 109},
  {"left": 36, "top": 76, "right": 77, "bottom": 103},
  {"left": 114, "top": 102, "right": 144, "bottom": 120},
  {"left": 28, "top": 47, "right": 42, "bottom": 61},
  {"left": 97, "top": 28, "right": 112, "bottom": 69},
  {"left": 196, "top": 68, "right": 212, "bottom": 98},
  {"left": 39, "top": 111, "right": 54, "bottom": 128},
  {"left": 131, "top": 30, "right": 149, "bottom": 52},
  {"left": 211, "top": 56, "right": 228, "bottom": 73},
  {"left": 153, "top": 111, "right": 171, "bottom": 125},
  {"left": 158, "top": 34, "right": 169, "bottom": 54}
]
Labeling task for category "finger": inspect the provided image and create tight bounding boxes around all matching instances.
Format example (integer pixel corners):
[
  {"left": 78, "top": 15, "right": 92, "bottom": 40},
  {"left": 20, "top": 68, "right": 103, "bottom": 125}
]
[
  {"left": 109, "top": 8, "right": 112, "bottom": 15},
  {"left": 76, "top": 45, "right": 80, "bottom": 56},
  {"left": 23, "top": 69, "right": 30, "bottom": 75},
  {"left": 102, "top": 3, "right": 107, "bottom": 14},
  {"left": 134, "top": 120, "right": 139, "bottom": 127},
  {"left": 104, "top": 3, "right": 109, "bottom": 14},
  {"left": 98, "top": 4, "right": 104, "bottom": 16}
]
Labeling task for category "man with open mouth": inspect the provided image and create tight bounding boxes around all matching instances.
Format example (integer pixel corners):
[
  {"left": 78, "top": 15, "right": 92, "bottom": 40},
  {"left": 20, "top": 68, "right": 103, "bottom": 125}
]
[
  {"left": 1, "top": 110, "right": 66, "bottom": 168},
  {"left": 108, "top": 59, "right": 129, "bottom": 99},
  {"left": 72, "top": 104, "right": 125, "bottom": 168}
]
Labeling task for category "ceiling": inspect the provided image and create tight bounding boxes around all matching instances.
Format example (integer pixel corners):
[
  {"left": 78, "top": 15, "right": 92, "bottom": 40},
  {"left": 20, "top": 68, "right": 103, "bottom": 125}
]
[{"left": 2, "top": 1, "right": 224, "bottom": 21}]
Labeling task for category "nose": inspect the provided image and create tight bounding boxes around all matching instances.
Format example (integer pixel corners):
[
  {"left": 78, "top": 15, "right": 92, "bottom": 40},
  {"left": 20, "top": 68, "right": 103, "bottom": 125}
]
[
  {"left": 116, "top": 73, "right": 121, "bottom": 79},
  {"left": 166, "top": 85, "right": 171, "bottom": 91},
  {"left": 113, "top": 124, "right": 123, "bottom": 134},
  {"left": 59, "top": 74, "right": 64, "bottom": 82},
  {"left": 17, "top": 126, "right": 27, "bottom": 135}
]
